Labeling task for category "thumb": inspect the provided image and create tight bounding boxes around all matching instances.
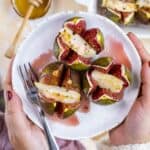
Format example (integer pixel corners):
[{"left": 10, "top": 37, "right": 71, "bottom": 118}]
[
  {"left": 4, "top": 59, "right": 23, "bottom": 114},
  {"left": 4, "top": 60, "right": 30, "bottom": 132},
  {"left": 141, "top": 62, "right": 150, "bottom": 106},
  {"left": 127, "top": 32, "right": 150, "bottom": 63}
]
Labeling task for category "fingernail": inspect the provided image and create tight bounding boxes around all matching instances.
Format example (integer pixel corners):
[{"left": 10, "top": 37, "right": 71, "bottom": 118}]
[
  {"left": 149, "top": 61, "right": 150, "bottom": 67},
  {"left": 6, "top": 91, "right": 13, "bottom": 101}
]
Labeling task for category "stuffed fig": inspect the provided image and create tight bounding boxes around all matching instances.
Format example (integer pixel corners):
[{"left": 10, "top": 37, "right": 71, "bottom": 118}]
[
  {"left": 83, "top": 57, "right": 132, "bottom": 105},
  {"left": 35, "top": 62, "right": 81, "bottom": 118}
]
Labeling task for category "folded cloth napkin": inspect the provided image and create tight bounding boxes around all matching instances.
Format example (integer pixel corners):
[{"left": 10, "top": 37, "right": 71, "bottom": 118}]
[{"left": 0, "top": 113, "right": 85, "bottom": 150}]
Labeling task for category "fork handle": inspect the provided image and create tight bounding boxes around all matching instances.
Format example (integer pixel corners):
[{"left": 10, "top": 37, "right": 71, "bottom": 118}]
[{"left": 40, "top": 112, "right": 59, "bottom": 150}]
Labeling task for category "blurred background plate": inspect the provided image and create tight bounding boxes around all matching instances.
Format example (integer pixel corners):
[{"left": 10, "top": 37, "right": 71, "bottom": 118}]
[{"left": 75, "top": 0, "right": 150, "bottom": 39}]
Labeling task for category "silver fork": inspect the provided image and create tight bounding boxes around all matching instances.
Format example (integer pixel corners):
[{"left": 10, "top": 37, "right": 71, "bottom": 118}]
[{"left": 18, "top": 63, "right": 59, "bottom": 150}]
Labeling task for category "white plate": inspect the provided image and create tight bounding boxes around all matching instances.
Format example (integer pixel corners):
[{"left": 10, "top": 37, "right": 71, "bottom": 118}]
[
  {"left": 75, "top": 0, "right": 150, "bottom": 39},
  {"left": 12, "top": 11, "right": 141, "bottom": 140}
]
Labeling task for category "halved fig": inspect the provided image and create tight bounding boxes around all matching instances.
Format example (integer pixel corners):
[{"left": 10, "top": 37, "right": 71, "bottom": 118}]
[
  {"left": 41, "top": 101, "right": 57, "bottom": 115},
  {"left": 54, "top": 29, "right": 93, "bottom": 71},
  {"left": 136, "top": 8, "right": 150, "bottom": 24},
  {"left": 122, "top": 12, "right": 135, "bottom": 25},
  {"left": 55, "top": 102, "right": 80, "bottom": 119},
  {"left": 64, "top": 17, "right": 86, "bottom": 35},
  {"left": 83, "top": 28, "right": 104, "bottom": 53},
  {"left": 100, "top": 0, "right": 137, "bottom": 24},
  {"left": 83, "top": 57, "right": 131, "bottom": 105},
  {"left": 35, "top": 82, "right": 81, "bottom": 104},
  {"left": 40, "top": 62, "right": 64, "bottom": 86},
  {"left": 83, "top": 57, "right": 113, "bottom": 95},
  {"left": 109, "top": 64, "right": 132, "bottom": 87},
  {"left": 101, "top": 0, "right": 137, "bottom": 12},
  {"left": 92, "top": 87, "right": 123, "bottom": 104},
  {"left": 91, "top": 70, "right": 124, "bottom": 93},
  {"left": 105, "top": 8, "right": 122, "bottom": 23},
  {"left": 35, "top": 64, "right": 81, "bottom": 118},
  {"left": 58, "top": 27, "right": 97, "bottom": 59},
  {"left": 92, "top": 57, "right": 113, "bottom": 73},
  {"left": 62, "top": 67, "right": 81, "bottom": 92},
  {"left": 55, "top": 68, "right": 81, "bottom": 118}
]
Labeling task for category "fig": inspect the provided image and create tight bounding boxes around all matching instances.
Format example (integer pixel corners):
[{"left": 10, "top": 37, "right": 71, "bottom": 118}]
[
  {"left": 41, "top": 101, "right": 57, "bottom": 115},
  {"left": 136, "top": 8, "right": 150, "bottom": 24},
  {"left": 101, "top": 0, "right": 137, "bottom": 12},
  {"left": 122, "top": 12, "right": 135, "bottom": 25},
  {"left": 64, "top": 17, "right": 86, "bottom": 35},
  {"left": 92, "top": 87, "right": 121, "bottom": 104},
  {"left": 35, "top": 82, "right": 81, "bottom": 104},
  {"left": 55, "top": 102, "right": 80, "bottom": 119},
  {"left": 92, "top": 57, "right": 113, "bottom": 73},
  {"left": 58, "top": 27, "right": 96, "bottom": 59},
  {"left": 83, "top": 28, "right": 104, "bottom": 53},
  {"left": 54, "top": 28, "right": 95, "bottom": 71},
  {"left": 100, "top": 0, "right": 137, "bottom": 24},
  {"left": 35, "top": 63, "right": 81, "bottom": 118},
  {"left": 83, "top": 57, "right": 131, "bottom": 104},
  {"left": 40, "top": 62, "right": 64, "bottom": 86},
  {"left": 109, "top": 64, "right": 132, "bottom": 87},
  {"left": 62, "top": 67, "right": 81, "bottom": 92},
  {"left": 104, "top": 8, "right": 122, "bottom": 23},
  {"left": 136, "top": 0, "right": 150, "bottom": 23},
  {"left": 56, "top": 68, "right": 81, "bottom": 118}
]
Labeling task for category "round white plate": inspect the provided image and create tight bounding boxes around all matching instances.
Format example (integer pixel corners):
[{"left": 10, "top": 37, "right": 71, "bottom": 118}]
[{"left": 12, "top": 11, "right": 141, "bottom": 140}]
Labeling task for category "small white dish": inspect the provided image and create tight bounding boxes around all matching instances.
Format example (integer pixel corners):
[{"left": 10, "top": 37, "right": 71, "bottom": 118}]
[{"left": 12, "top": 11, "right": 141, "bottom": 140}]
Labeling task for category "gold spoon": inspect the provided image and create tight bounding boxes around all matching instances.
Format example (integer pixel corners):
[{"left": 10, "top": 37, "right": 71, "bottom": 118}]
[{"left": 5, "top": 0, "right": 43, "bottom": 58}]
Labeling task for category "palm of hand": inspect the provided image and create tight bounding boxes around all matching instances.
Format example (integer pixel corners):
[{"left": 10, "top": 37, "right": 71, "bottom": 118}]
[
  {"left": 5, "top": 91, "right": 48, "bottom": 150},
  {"left": 110, "top": 33, "right": 150, "bottom": 145}
]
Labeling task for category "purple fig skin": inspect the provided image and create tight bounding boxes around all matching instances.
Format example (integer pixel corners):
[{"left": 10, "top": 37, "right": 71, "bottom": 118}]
[
  {"left": 83, "top": 57, "right": 131, "bottom": 105},
  {"left": 83, "top": 28, "right": 104, "bottom": 53},
  {"left": 109, "top": 64, "right": 132, "bottom": 87},
  {"left": 55, "top": 36, "right": 91, "bottom": 71},
  {"left": 64, "top": 17, "right": 86, "bottom": 35}
]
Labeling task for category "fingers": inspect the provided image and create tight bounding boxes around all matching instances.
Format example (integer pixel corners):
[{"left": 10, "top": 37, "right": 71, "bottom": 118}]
[
  {"left": 141, "top": 62, "right": 150, "bottom": 105},
  {"left": 4, "top": 60, "right": 30, "bottom": 135},
  {"left": 127, "top": 32, "right": 150, "bottom": 63}
]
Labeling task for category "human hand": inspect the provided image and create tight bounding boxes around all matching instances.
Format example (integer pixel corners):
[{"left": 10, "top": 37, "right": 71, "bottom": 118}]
[
  {"left": 4, "top": 60, "right": 49, "bottom": 150},
  {"left": 109, "top": 32, "right": 150, "bottom": 145},
  {"left": 4, "top": 60, "right": 85, "bottom": 150}
]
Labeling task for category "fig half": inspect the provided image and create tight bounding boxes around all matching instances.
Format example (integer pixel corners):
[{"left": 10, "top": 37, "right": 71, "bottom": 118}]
[
  {"left": 35, "top": 63, "right": 81, "bottom": 118},
  {"left": 54, "top": 28, "right": 95, "bottom": 71},
  {"left": 40, "top": 62, "right": 64, "bottom": 86},
  {"left": 92, "top": 57, "right": 113, "bottom": 73},
  {"left": 83, "top": 57, "right": 132, "bottom": 105},
  {"left": 64, "top": 17, "right": 86, "bottom": 35},
  {"left": 83, "top": 28, "right": 104, "bottom": 53}
]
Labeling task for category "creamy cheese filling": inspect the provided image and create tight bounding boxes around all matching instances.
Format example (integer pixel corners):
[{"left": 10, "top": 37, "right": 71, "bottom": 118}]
[
  {"left": 35, "top": 82, "right": 80, "bottom": 104},
  {"left": 59, "top": 27, "right": 96, "bottom": 58},
  {"left": 91, "top": 70, "right": 124, "bottom": 93},
  {"left": 102, "top": 0, "right": 137, "bottom": 12}
]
